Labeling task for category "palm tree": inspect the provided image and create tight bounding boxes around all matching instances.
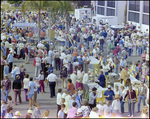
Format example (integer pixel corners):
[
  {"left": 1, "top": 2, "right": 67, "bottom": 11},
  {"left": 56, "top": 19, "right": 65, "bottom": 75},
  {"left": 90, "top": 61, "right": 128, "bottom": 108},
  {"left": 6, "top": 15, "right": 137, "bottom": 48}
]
[
  {"left": 59, "top": 1, "right": 72, "bottom": 33},
  {"left": 22, "top": 1, "right": 62, "bottom": 42}
]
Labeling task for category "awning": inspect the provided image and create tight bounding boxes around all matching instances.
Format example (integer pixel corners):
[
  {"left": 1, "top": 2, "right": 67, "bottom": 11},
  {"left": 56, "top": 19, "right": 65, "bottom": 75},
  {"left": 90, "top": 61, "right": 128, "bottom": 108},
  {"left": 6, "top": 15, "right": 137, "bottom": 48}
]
[{"left": 12, "top": 23, "right": 36, "bottom": 27}]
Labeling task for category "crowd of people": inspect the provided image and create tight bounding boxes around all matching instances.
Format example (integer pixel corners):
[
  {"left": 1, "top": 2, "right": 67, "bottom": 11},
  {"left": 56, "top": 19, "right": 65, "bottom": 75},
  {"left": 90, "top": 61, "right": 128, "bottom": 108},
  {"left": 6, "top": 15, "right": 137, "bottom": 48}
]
[{"left": 1, "top": 8, "right": 149, "bottom": 118}]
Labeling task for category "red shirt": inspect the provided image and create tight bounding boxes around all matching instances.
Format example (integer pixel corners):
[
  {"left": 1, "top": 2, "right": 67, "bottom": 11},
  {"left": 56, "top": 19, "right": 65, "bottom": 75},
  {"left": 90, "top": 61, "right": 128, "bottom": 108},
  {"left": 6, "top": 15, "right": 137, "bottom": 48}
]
[
  {"left": 67, "top": 83, "right": 75, "bottom": 94},
  {"left": 124, "top": 90, "right": 136, "bottom": 100},
  {"left": 11, "top": 39, "right": 17, "bottom": 44}
]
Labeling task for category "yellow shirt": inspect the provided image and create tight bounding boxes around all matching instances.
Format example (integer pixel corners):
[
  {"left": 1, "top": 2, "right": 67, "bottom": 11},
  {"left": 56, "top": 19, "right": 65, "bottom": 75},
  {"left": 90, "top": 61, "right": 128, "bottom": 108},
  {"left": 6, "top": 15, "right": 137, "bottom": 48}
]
[{"left": 131, "top": 65, "right": 136, "bottom": 71}]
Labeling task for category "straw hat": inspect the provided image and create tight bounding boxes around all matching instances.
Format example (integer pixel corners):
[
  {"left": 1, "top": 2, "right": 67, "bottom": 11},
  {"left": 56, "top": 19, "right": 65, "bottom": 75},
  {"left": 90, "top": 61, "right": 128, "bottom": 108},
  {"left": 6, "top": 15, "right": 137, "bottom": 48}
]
[{"left": 115, "top": 95, "right": 120, "bottom": 99}]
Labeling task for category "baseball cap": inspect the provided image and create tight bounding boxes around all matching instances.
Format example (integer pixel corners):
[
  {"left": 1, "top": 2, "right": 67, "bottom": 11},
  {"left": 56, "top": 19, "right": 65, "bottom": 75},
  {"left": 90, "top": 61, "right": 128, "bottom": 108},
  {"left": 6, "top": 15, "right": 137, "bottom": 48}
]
[
  {"left": 27, "top": 110, "right": 33, "bottom": 114},
  {"left": 108, "top": 85, "right": 111, "bottom": 89},
  {"left": 15, "top": 111, "right": 22, "bottom": 116}
]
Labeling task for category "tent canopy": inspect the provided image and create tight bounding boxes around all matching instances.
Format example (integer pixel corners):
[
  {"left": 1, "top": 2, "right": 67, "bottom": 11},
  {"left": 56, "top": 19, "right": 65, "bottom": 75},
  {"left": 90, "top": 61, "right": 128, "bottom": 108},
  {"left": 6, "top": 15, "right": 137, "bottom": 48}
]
[{"left": 12, "top": 23, "right": 36, "bottom": 27}]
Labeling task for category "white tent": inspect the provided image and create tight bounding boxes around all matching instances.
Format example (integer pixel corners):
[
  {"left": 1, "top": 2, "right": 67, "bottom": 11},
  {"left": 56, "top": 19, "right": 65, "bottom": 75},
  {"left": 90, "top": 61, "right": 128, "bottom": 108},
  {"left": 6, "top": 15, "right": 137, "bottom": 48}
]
[{"left": 12, "top": 23, "right": 36, "bottom": 27}]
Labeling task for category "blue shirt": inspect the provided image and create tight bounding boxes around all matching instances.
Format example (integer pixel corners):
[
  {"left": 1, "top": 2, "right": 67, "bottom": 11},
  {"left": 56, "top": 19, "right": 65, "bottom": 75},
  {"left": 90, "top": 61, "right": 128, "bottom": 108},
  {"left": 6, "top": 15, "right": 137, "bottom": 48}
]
[
  {"left": 75, "top": 95, "right": 80, "bottom": 102},
  {"left": 79, "top": 58, "right": 83, "bottom": 64},
  {"left": 136, "top": 66, "right": 139, "bottom": 73},
  {"left": 119, "top": 40, "right": 123, "bottom": 45},
  {"left": 48, "top": 67, "right": 53, "bottom": 74},
  {"left": 104, "top": 90, "right": 115, "bottom": 100},
  {"left": 28, "top": 81, "right": 35, "bottom": 95},
  {"left": 7, "top": 54, "right": 13, "bottom": 63},
  {"left": 121, "top": 60, "right": 124, "bottom": 67},
  {"left": 70, "top": 99, "right": 80, "bottom": 108},
  {"left": 98, "top": 74, "right": 106, "bottom": 84},
  {"left": 15, "top": 35, "right": 19, "bottom": 40}
]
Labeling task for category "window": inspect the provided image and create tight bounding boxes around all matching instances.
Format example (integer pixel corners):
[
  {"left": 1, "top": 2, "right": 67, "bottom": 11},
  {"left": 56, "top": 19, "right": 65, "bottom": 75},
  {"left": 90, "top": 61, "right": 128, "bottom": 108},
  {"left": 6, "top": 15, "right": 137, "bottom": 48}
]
[
  {"left": 98, "top": 1, "right": 105, "bottom": 6},
  {"left": 128, "top": 12, "right": 139, "bottom": 23},
  {"left": 129, "top": 1, "right": 140, "bottom": 11},
  {"left": 143, "top": 14, "right": 149, "bottom": 25},
  {"left": 143, "top": 1, "right": 149, "bottom": 13},
  {"left": 107, "top": 8, "right": 115, "bottom": 16},
  {"left": 97, "top": 7, "right": 105, "bottom": 15},
  {"left": 107, "top": 1, "right": 115, "bottom": 8}
]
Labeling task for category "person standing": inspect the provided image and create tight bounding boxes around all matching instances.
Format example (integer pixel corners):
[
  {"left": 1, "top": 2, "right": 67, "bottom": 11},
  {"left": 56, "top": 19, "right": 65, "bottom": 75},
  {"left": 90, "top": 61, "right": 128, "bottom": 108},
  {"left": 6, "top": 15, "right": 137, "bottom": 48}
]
[
  {"left": 27, "top": 43, "right": 31, "bottom": 60},
  {"left": 89, "top": 87, "right": 97, "bottom": 110},
  {"left": 38, "top": 70, "right": 45, "bottom": 93},
  {"left": 33, "top": 103, "right": 42, "bottom": 118},
  {"left": 70, "top": 71, "right": 78, "bottom": 89},
  {"left": 113, "top": 55, "right": 120, "bottom": 74},
  {"left": 112, "top": 95, "right": 120, "bottom": 116},
  {"left": 48, "top": 48, "right": 54, "bottom": 65},
  {"left": 120, "top": 86, "right": 126, "bottom": 113},
  {"left": 137, "top": 81, "right": 147, "bottom": 113},
  {"left": 82, "top": 53, "right": 90, "bottom": 73},
  {"left": 103, "top": 100, "right": 114, "bottom": 117},
  {"left": 60, "top": 66, "right": 67, "bottom": 88},
  {"left": 12, "top": 75, "right": 22, "bottom": 105},
  {"left": 46, "top": 71, "right": 58, "bottom": 98},
  {"left": 23, "top": 74, "right": 30, "bottom": 101},
  {"left": 70, "top": 94, "right": 80, "bottom": 108},
  {"left": 1, "top": 55, "right": 5, "bottom": 80},
  {"left": 82, "top": 71, "right": 91, "bottom": 99},
  {"left": 2, "top": 75, "right": 11, "bottom": 103},
  {"left": 35, "top": 55, "right": 41, "bottom": 77},
  {"left": 3, "top": 57, "right": 9, "bottom": 77},
  {"left": 78, "top": 55, "right": 83, "bottom": 71},
  {"left": 67, "top": 79, "right": 75, "bottom": 94},
  {"left": 54, "top": 50, "right": 60, "bottom": 70},
  {"left": 103, "top": 85, "right": 115, "bottom": 104},
  {"left": 120, "top": 57, "right": 127, "bottom": 71},
  {"left": 25, "top": 44, "right": 29, "bottom": 64},
  {"left": 98, "top": 71, "right": 106, "bottom": 88},
  {"left": 27, "top": 77, "right": 36, "bottom": 110},
  {"left": 124, "top": 86, "right": 137, "bottom": 117},
  {"left": 7, "top": 51, "right": 13, "bottom": 73},
  {"left": 57, "top": 88, "right": 62, "bottom": 117},
  {"left": 132, "top": 40, "right": 137, "bottom": 56}
]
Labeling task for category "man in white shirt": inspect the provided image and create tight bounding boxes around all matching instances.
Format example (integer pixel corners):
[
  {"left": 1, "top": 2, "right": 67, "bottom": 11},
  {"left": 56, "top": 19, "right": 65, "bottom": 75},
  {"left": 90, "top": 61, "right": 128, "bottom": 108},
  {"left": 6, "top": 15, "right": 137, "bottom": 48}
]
[
  {"left": 56, "top": 88, "right": 62, "bottom": 117},
  {"left": 11, "top": 65, "right": 20, "bottom": 78},
  {"left": 96, "top": 101, "right": 105, "bottom": 116},
  {"left": 70, "top": 71, "right": 78, "bottom": 89},
  {"left": 46, "top": 71, "right": 58, "bottom": 98},
  {"left": 64, "top": 91, "right": 72, "bottom": 118},
  {"left": 112, "top": 95, "right": 120, "bottom": 116},
  {"left": 37, "top": 41, "right": 44, "bottom": 48},
  {"left": 61, "top": 50, "right": 66, "bottom": 68},
  {"left": 82, "top": 53, "right": 90, "bottom": 73},
  {"left": 82, "top": 71, "right": 91, "bottom": 99},
  {"left": 48, "top": 48, "right": 53, "bottom": 65},
  {"left": 103, "top": 100, "right": 114, "bottom": 117},
  {"left": 61, "top": 89, "right": 68, "bottom": 99},
  {"left": 61, "top": 45, "right": 65, "bottom": 52},
  {"left": 35, "top": 55, "right": 41, "bottom": 77}
]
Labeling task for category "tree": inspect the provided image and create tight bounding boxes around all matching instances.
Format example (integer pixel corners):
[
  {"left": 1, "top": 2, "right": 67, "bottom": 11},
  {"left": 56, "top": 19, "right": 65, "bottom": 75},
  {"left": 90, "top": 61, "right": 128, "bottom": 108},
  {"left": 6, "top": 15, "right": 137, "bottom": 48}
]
[
  {"left": 124, "top": 0, "right": 127, "bottom": 24},
  {"left": 7, "top": 0, "right": 22, "bottom": 7},
  {"left": 21, "top": 1, "right": 56, "bottom": 41},
  {"left": 59, "top": 1, "right": 72, "bottom": 33}
]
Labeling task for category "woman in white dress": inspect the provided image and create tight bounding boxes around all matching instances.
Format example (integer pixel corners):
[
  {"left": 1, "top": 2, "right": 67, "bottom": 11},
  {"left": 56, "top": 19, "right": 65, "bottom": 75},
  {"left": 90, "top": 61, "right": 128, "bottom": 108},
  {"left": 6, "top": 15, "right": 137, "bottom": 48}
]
[{"left": 132, "top": 40, "right": 137, "bottom": 56}]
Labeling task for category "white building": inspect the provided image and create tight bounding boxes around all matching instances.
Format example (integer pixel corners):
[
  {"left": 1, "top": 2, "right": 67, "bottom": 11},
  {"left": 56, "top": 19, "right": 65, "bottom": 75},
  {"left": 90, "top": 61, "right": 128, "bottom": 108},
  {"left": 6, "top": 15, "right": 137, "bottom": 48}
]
[{"left": 96, "top": 1, "right": 149, "bottom": 32}]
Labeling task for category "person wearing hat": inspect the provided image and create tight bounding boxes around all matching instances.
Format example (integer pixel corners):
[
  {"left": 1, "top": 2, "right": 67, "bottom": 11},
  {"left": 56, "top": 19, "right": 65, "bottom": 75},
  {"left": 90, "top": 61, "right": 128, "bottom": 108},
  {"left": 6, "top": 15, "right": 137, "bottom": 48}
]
[
  {"left": 26, "top": 110, "right": 33, "bottom": 118},
  {"left": 103, "top": 85, "right": 115, "bottom": 104},
  {"left": 112, "top": 95, "right": 121, "bottom": 116},
  {"left": 12, "top": 111, "right": 21, "bottom": 118},
  {"left": 96, "top": 101, "right": 105, "bottom": 116},
  {"left": 89, "top": 87, "right": 97, "bottom": 110}
]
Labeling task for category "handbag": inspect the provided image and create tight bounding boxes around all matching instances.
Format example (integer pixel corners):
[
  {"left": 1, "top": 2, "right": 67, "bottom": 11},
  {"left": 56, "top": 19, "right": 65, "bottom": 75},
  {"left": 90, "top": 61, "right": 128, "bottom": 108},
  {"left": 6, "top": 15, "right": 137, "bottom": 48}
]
[{"left": 129, "top": 90, "right": 136, "bottom": 103}]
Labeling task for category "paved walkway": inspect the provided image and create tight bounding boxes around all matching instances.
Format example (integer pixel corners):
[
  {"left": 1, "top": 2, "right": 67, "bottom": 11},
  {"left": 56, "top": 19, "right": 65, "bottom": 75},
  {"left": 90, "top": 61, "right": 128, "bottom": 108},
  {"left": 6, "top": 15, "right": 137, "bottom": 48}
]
[{"left": 4, "top": 43, "right": 142, "bottom": 118}]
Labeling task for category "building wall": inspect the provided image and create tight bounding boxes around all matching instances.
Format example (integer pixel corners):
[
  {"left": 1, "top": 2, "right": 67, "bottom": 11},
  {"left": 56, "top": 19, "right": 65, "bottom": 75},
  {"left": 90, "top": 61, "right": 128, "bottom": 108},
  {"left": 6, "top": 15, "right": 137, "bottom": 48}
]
[{"left": 96, "top": 1, "right": 149, "bottom": 32}]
